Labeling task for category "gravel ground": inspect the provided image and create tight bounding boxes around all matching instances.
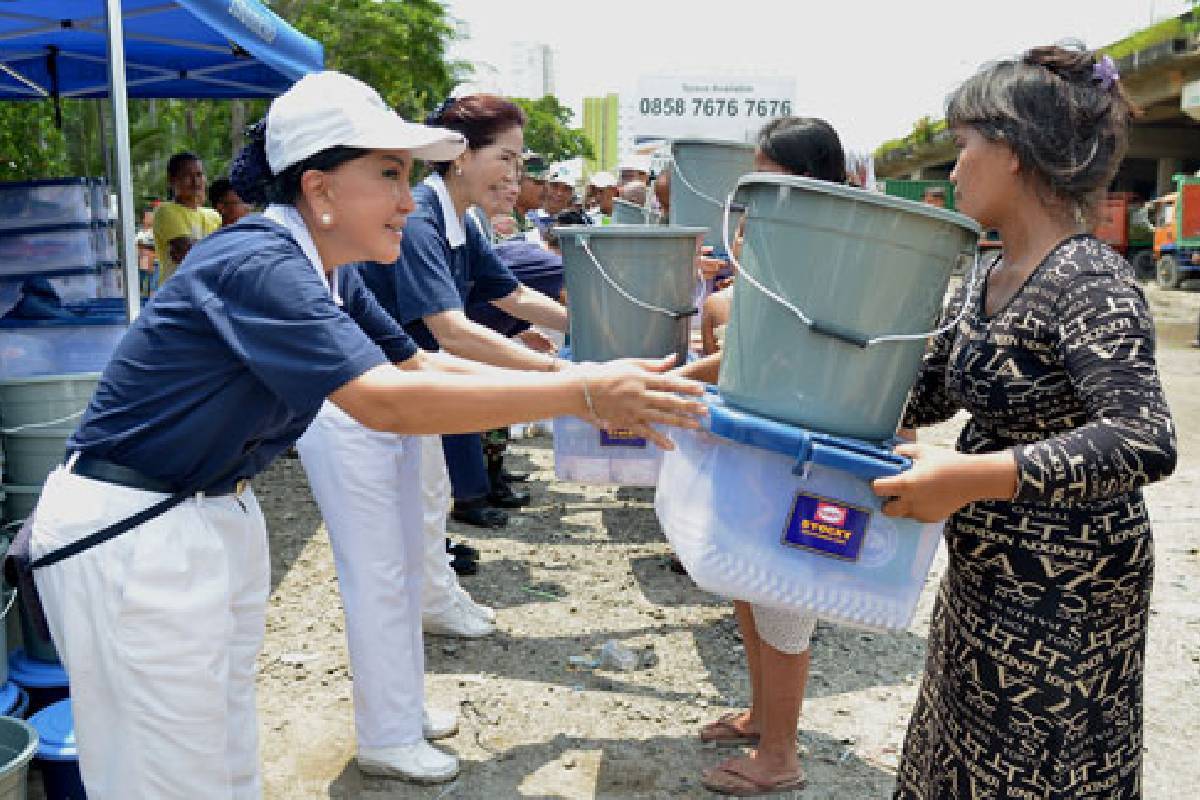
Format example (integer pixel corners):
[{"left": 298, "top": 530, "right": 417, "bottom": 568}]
[
  {"left": 244, "top": 284, "right": 1200, "bottom": 800},
  {"left": 25, "top": 286, "right": 1193, "bottom": 800}
]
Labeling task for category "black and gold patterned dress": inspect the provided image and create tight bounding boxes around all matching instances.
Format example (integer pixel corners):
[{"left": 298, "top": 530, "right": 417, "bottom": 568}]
[{"left": 894, "top": 235, "right": 1177, "bottom": 800}]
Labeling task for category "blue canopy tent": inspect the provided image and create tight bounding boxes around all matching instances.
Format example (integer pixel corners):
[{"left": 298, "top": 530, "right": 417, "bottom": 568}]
[{"left": 0, "top": 0, "right": 324, "bottom": 318}]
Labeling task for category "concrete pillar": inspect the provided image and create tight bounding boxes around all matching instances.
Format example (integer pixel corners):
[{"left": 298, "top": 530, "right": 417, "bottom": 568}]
[
  {"left": 1157, "top": 157, "right": 1183, "bottom": 197},
  {"left": 909, "top": 168, "right": 926, "bottom": 180}
]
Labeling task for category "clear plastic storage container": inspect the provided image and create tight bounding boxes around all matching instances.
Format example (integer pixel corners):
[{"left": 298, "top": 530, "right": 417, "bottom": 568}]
[
  {"left": 553, "top": 414, "right": 664, "bottom": 487},
  {"left": 655, "top": 395, "right": 943, "bottom": 633},
  {"left": 48, "top": 264, "right": 124, "bottom": 303},
  {"left": 0, "top": 179, "right": 99, "bottom": 231},
  {"left": 0, "top": 320, "right": 127, "bottom": 379},
  {"left": 0, "top": 222, "right": 117, "bottom": 277}
]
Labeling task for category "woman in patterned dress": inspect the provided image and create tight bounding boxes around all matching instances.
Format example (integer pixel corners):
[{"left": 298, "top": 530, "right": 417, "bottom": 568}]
[{"left": 873, "top": 45, "right": 1177, "bottom": 799}]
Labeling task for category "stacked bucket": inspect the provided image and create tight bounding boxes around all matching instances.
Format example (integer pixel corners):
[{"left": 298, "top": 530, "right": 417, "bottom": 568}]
[
  {"left": 552, "top": 139, "right": 756, "bottom": 487},
  {"left": 652, "top": 148, "right": 982, "bottom": 633},
  {"left": 0, "top": 178, "right": 115, "bottom": 797}
]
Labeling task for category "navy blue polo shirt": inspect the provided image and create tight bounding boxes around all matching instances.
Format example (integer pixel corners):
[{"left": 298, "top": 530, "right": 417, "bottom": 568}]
[
  {"left": 68, "top": 216, "right": 419, "bottom": 491},
  {"left": 358, "top": 180, "right": 519, "bottom": 350}
]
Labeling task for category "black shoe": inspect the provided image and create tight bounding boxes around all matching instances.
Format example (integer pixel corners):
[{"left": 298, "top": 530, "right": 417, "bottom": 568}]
[
  {"left": 445, "top": 538, "right": 480, "bottom": 561},
  {"left": 451, "top": 500, "right": 509, "bottom": 529},
  {"left": 450, "top": 554, "right": 478, "bottom": 575},
  {"left": 487, "top": 479, "right": 530, "bottom": 509},
  {"left": 501, "top": 468, "right": 529, "bottom": 483}
]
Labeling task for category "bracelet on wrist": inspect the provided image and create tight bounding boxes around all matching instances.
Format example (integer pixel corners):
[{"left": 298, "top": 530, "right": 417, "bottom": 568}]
[{"left": 580, "top": 376, "right": 598, "bottom": 418}]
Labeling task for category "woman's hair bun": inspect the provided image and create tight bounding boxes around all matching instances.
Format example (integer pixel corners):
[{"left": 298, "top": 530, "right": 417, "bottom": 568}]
[{"left": 230, "top": 118, "right": 272, "bottom": 206}]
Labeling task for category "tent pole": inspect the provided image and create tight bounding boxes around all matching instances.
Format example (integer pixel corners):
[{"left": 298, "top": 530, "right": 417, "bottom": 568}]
[{"left": 104, "top": 0, "right": 140, "bottom": 322}]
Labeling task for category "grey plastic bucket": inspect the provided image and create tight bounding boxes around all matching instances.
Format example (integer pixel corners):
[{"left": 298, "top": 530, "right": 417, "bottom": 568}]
[
  {"left": 0, "top": 374, "right": 97, "bottom": 429},
  {"left": 1, "top": 486, "right": 38, "bottom": 526},
  {"left": 1, "top": 429, "right": 70, "bottom": 487},
  {"left": 0, "top": 716, "right": 37, "bottom": 800},
  {"left": 718, "top": 174, "right": 980, "bottom": 441},
  {"left": 0, "top": 586, "right": 12, "bottom": 687},
  {"left": 556, "top": 225, "right": 705, "bottom": 364},
  {"left": 611, "top": 198, "right": 661, "bottom": 226},
  {"left": 669, "top": 138, "right": 755, "bottom": 248}
]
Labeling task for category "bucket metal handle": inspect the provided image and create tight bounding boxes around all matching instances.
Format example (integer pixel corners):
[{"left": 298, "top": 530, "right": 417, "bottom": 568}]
[
  {"left": 577, "top": 235, "right": 698, "bottom": 320},
  {"left": 0, "top": 409, "right": 85, "bottom": 435},
  {"left": 672, "top": 161, "right": 728, "bottom": 209},
  {"left": 721, "top": 193, "right": 981, "bottom": 349}
]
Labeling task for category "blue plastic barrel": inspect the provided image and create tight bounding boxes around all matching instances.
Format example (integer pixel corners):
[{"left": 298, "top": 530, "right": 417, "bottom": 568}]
[
  {"left": 28, "top": 700, "right": 84, "bottom": 799},
  {"left": 7, "top": 652, "right": 67, "bottom": 717}
]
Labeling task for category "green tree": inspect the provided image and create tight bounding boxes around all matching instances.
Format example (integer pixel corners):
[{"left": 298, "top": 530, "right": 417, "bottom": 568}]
[
  {"left": 272, "top": 0, "right": 466, "bottom": 121},
  {"left": 0, "top": 102, "right": 69, "bottom": 180},
  {"left": 511, "top": 97, "right": 594, "bottom": 163}
]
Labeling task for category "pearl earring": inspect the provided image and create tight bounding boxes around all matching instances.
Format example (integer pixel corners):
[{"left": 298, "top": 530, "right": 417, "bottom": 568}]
[
  {"left": 321, "top": 212, "right": 333, "bottom": 226},
  {"left": 455, "top": 165, "right": 464, "bottom": 176}
]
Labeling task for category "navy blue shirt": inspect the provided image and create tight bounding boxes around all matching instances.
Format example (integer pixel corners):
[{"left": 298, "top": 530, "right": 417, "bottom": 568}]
[
  {"left": 68, "top": 216, "right": 419, "bottom": 491},
  {"left": 358, "top": 182, "right": 519, "bottom": 350}
]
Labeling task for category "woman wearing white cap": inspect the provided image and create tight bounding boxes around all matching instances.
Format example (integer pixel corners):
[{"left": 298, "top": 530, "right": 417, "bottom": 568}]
[{"left": 24, "top": 71, "right": 705, "bottom": 799}]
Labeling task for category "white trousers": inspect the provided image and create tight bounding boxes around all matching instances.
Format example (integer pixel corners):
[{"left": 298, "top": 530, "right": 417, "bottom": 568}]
[
  {"left": 419, "top": 434, "right": 459, "bottom": 616},
  {"left": 297, "top": 403, "right": 425, "bottom": 747},
  {"left": 31, "top": 466, "right": 269, "bottom": 800}
]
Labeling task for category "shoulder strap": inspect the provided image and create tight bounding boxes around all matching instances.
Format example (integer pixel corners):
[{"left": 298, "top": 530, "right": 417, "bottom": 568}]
[{"left": 30, "top": 454, "right": 249, "bottom": 571}]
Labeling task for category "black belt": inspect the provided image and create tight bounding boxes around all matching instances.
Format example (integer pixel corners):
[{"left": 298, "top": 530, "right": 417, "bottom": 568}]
[{"left": 71, "top": 454, "right": 248, "bottom": 497}]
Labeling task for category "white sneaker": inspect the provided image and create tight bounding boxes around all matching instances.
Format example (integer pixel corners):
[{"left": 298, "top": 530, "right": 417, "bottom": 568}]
[
  {"left": 422, "top": 605, "right": 496, "bottom": 638},
  {"left": 453, "top": 584, "right": 496, "bottom": 622},
  {"left": 423, "top": 706, "right": 459, "bottom": 740},
  {"left": 357, "top": 741, "right": 459, "bottom": 783}
]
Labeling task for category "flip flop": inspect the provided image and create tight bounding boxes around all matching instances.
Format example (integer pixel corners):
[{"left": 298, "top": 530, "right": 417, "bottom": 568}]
[
  {"left": 700, "top": 760, "right": 806, "bottom": 797},
  {"left": 699, "top": 712, "right": 760, "bottom": 746}
]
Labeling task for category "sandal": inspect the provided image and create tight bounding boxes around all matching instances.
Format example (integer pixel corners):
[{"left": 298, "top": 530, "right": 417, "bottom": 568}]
[
  {"left": 701, "top": 760, "right": 806, "bottom": 797},
  {"left": 699, "top": 712, "right": 760, "bottom": 746}
]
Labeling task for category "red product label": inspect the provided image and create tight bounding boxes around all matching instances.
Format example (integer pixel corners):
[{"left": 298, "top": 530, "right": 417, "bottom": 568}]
[{"left": 815, "top": 502, "right": 848, "bottom": 525}]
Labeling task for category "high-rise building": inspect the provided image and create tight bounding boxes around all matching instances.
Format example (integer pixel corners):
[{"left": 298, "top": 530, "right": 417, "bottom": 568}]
[
  {"left": 508, "top": 41, "right": 555, "bottom": 99},
  {"left": 583, "top": 94, "right": 621, "bottom": 174}
]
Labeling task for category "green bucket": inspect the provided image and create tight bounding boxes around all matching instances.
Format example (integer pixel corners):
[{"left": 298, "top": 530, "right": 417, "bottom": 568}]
[
  {"left": 1, "top": 428, "right": 71, "bottom": 487},
  {"left": 0, "top": 374, "right": 98, "bottom": 429},
  {"left": 611, "top": 198, "right": 661, "bottom": 226},
  {"left": 556, "top": 225, "right": 705, "bottom": 364},
  {"left": 718, "top": 174, "right": 980, "bottom": 441},
  {"left": 669, "top": 138, "right": 755, "bottom": 248},
  {"left": 1, "top": 486, "right": 39, "bottom": 526},
  {"left": 0, "top": 717, "right": 36, "bottom": 800},
  {"left": 0, "top": 586, "right": 12, "bottom": 687}
]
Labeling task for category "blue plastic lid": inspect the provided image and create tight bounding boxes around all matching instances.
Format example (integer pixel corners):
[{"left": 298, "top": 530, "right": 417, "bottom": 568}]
[
  {"left": 8, "top": 649, "right": 69, "bottom": 688},
  {"left": 702, "top": 394, "right": 910, "bottom": 481},
  {"left": 29, "top": 699, "right": 77, "bottom": 761},
  {"left": 0, "top": 680, "right": 20, "bottom": 715}
]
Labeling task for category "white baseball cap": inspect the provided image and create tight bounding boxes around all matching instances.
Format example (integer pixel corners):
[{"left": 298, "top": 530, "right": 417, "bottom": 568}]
[
  {"left": 588, "top": 171, "right": 618, "bottom": 189},
  {"left": 619, "top": 154, "right": 652, "bottom": 173},
  {"left": 546, "top": 167, "right": 574, "bottom": 187},
  {"left": 266, "top": 71, "right": 466, "bottom": 174}
]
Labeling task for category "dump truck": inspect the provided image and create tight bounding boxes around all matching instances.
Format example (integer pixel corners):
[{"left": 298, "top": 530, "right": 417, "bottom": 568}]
[
  {"left": 1094, "top": 192, "right": 1155, "bottom": 279},
  {"left": 1150, "top": 173, "right": 1200, "bottom": 290}
]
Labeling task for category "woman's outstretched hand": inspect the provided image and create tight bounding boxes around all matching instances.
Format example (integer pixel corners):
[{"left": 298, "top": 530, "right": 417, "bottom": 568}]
[
  {"left": 572, "top": 355, "right": 707, "bottom": 450},
  {"left": 871, "top": 442, "right": 1018, "bottom": 523}
]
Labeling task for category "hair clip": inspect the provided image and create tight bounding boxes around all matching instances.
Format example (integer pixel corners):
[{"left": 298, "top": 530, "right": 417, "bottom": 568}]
[
  {"left": 1093, "top": 55, "right": 1119, "bottom": 91},
  {"left": 426, "top": 96, "right": 457, "bottom": 125}
]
